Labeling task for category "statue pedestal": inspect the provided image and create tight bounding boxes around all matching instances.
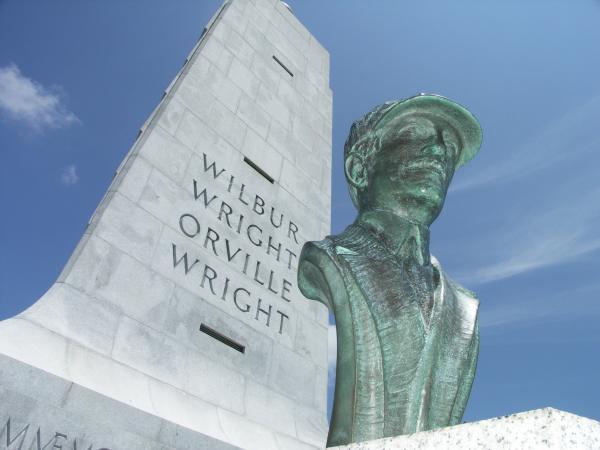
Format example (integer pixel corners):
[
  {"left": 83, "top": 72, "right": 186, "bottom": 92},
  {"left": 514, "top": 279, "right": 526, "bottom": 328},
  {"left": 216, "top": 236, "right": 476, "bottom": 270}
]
[{"left": 330, "top": 408, "right": 600, "bottom": 449}]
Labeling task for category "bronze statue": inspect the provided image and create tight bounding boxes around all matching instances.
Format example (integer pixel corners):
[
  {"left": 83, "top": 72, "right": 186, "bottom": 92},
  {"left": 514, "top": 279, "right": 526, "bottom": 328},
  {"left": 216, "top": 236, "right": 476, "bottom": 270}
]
[{"left": 298, "top": 94, "right": 482, "bottom": 446}]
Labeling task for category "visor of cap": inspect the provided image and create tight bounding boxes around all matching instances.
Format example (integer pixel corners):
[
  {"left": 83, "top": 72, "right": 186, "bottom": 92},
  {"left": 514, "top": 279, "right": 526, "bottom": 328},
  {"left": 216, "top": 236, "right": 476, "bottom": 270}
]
[{"left": 375, "top": 94, "right": 483, "bottom": 168}]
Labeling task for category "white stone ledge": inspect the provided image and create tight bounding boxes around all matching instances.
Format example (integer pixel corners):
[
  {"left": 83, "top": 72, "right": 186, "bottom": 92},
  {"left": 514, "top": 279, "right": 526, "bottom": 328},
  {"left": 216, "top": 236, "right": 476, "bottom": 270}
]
[{"left": 331, "top": 408, "right": 600, "bottom": 450}]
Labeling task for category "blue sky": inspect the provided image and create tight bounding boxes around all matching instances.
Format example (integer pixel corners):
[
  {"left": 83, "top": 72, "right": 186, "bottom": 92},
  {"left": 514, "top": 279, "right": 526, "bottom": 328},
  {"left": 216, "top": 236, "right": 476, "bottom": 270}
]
[{"left": 1, "top": 0, "right": 599, "bottom": 425}]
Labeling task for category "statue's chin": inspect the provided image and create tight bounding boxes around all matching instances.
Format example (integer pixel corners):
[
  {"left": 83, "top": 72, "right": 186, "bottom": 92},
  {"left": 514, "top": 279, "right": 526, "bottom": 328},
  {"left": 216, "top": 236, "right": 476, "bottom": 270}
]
[
  {"left": 400, "top": 186, "right": 445, "bottom": 224},
  {"left": 363, "top": 179, "right": 447, "bottom": 223},
  {"left": 406, "top": 177, "right": 444, "bottom": 198}
]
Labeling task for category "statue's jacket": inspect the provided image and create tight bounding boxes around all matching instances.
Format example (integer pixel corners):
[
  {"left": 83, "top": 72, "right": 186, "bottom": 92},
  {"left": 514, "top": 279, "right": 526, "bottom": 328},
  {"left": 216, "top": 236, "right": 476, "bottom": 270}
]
[{"left": 298, "top": 224, "right": 479, "bottom": 446}]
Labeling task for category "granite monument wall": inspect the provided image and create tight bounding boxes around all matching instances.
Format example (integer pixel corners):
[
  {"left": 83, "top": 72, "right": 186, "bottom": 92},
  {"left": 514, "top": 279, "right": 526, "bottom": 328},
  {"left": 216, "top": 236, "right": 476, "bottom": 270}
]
[{"left": 0, "top": 1, "right": 332, "bottom": 449}]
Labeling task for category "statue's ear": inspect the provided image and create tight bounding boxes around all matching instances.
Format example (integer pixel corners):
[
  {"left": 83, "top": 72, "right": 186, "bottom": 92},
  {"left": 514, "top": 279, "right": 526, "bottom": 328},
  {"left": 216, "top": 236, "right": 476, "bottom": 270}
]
[{"left": 345, "top": 154, "right": 368, "bottom": 189}]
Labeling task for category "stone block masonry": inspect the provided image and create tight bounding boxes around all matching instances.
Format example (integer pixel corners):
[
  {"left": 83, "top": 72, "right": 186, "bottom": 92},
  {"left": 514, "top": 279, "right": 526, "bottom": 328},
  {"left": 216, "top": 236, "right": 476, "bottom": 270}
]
[{"left": 0, "top": 0, "right": 332, "bottom": 449}]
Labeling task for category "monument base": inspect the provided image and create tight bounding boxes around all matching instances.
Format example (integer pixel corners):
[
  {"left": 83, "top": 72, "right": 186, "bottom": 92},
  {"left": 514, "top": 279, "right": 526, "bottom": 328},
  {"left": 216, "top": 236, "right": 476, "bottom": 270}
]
[
  {"left": 331, "top": 408, "right": 600, "bottom": 449},
  {"left": 0, "top": 354, "right": 242, "bottom": 450}
]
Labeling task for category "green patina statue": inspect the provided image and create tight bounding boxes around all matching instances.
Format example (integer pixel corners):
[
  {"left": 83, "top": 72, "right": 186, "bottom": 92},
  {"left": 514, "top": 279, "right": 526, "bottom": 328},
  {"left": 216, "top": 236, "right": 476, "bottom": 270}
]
[{"left": 298, "top": 94, "right": 483, "bottom": 447}]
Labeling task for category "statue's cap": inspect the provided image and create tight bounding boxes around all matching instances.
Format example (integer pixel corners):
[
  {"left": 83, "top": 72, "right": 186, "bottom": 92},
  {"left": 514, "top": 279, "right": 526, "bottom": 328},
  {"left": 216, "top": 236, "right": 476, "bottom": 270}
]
[{"left": 347, "top": 94, "right": 483, "bottom": 168}]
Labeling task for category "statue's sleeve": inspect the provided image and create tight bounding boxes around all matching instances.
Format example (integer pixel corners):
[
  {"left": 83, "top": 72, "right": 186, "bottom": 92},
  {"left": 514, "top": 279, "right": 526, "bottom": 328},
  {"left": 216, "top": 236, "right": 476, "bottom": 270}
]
[
  {"left": 445, "top": 276, "right": 480, "bottom": 425},
  {"left": 298, "top": 240, "right": 357, "bottom": 446},
  {"left": 450, "top": 318, "right": 479, "bottom": 424},
  {"left": 297, "top": 240, "right": 338, "bottom": 311}
]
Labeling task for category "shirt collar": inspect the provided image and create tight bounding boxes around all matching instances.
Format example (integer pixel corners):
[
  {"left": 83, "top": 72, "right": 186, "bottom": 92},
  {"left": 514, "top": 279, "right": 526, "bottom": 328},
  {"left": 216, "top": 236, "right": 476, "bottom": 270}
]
[{"left": 355, "top": 215, "right": 430, "bottom": 266}]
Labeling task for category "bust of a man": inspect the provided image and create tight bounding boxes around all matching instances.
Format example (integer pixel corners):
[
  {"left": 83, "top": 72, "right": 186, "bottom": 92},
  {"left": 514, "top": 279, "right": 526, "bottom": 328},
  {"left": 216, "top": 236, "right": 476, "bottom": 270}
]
[{"left": 298, "top": 94, "right": 482, "bottom": 447}]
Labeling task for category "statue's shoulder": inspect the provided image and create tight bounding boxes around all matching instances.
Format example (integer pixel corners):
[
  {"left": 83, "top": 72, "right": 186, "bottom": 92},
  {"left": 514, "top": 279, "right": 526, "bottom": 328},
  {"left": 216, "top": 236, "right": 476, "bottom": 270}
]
[
  {"left": 299, "top": 227, "right": 363, "bottom": 269},
  {"left": 298, "top": 235, "right": 350, "bottom": 310},
  {"left": 300, "top": 237, "right": 336, "bottom": 260}
]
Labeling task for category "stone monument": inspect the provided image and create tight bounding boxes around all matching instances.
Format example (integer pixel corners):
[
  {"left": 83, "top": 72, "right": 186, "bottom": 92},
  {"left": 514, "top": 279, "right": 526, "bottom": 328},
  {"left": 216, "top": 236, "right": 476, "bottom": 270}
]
[
  {"left": 0, "top": 0, "right": 332, "bottom": 449},
  {"left": 298, "top": 94, "right": 481, "bottom": 447}
]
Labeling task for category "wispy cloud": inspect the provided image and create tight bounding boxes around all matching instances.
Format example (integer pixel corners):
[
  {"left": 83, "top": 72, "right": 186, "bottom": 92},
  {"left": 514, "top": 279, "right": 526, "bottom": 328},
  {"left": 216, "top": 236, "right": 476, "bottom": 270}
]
[
  {"left": 451, "top": 94, "right": 600, "bottom": 193},
  {"left": 446, "top": 94, "right": 600, "bottom": 284},
  {"left": 481, "top": 283, "right": 600, "bottom": 329},
  {"left": 457, "top": 178, "right": 600, "bottom": 285},
  {"left": 60, "top": 164, "right": 79, "bottom": 186},
  {"left": 0, "top": 63, "right": 79, "bottom": 131}
]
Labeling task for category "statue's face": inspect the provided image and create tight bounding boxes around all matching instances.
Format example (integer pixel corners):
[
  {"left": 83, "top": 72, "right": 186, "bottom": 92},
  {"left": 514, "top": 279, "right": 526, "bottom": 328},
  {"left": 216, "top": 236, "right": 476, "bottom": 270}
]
[{"left": 365, "top": 115, "right": 460, "bottom": 225}]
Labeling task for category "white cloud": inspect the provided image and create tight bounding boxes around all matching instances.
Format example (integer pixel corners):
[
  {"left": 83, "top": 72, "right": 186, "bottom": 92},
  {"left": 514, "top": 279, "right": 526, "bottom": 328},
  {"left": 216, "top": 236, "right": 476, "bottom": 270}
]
[
  {"left": 457, "top": 180, "right": 600, "bottom": 285},
  {"left": 445, "top": 94, "right": 600, "bottom": 284},
  {"left": 0, "top": 63, "right": 79, "bottom": 131},
  {"left": 60, "top": 165, "right": 79, "bottom": 186},
  {"left": 481, "top": 283, "right": 600, "bottom": 329},
  {"left": 451, "top": 94, "right": 600, "bottom": 193}
]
